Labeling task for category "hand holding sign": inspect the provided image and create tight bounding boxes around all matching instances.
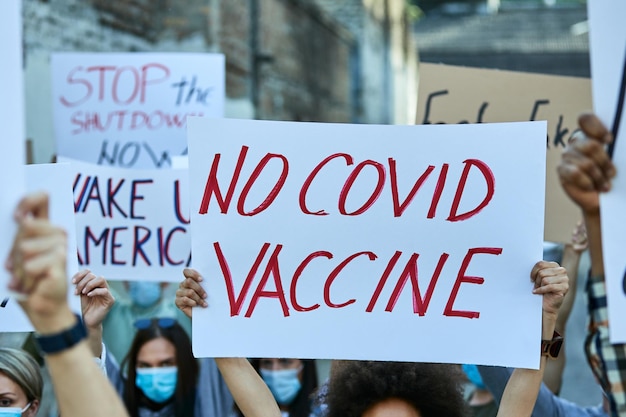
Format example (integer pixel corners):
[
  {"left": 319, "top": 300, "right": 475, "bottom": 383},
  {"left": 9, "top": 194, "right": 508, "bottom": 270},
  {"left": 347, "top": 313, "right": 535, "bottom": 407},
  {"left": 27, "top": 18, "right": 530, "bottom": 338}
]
[
  {"left": 175, "top": 268, "right": 208, "bottom": 318},
  {"left": 73, "top": 269, "right": 115, "bottom": 329}
]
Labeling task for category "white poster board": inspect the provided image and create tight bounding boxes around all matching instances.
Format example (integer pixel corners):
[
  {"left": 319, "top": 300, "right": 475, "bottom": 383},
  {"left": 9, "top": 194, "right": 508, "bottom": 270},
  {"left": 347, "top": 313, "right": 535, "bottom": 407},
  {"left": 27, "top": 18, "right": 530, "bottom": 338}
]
[
  {"left": 189, "top": 118, "right": 547, "bottom": 369},
  {"left": 0, "top": 0, "right": 26, "bottom": 297},
  {"left": 588, "top": 0, "right": 626, "bottom": 343},
  {"left": 1, "top": 164, "right": 81, "bottom": 332},
  {"left": 66, "top": 159, "right": 190, "bottom": 281},
  {"left": 52, "top": 53, "right": 225, "bottom": 168}
]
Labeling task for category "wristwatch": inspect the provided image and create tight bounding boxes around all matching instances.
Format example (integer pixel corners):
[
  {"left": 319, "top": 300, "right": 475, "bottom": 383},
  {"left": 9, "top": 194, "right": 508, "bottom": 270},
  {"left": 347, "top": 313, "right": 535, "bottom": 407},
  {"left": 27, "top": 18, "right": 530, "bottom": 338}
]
[
  {"left": 541, "top": 330, "right": 563, "bottom": 359},
  {"left": 35, "top": 314, "right": 87, "bottom": 355}
]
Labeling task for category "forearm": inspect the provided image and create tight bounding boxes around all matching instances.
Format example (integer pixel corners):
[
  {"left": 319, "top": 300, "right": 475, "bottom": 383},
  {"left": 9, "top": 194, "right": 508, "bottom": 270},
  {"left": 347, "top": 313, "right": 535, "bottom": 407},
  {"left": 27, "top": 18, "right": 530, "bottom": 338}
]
[
  {"left": 32, "top": 308, "right": 128, "bottom": 417},
  {"left": 46, "top": 341, "right": 129, "bottom": 417},
  {"left": 215, "top": 358, "right": 281, "bottom": 417},
  {"left": 496, "top": 313, "right": 557, "bottom": 417},
  {"left": 86, "top": 324, "right": 103, "bottom": 358},
  {"left": 555, "top": 245, "right": 581, "bottom": 330},
  {"left": 584, "top": 213, "right": 604, "bottom": 277}
]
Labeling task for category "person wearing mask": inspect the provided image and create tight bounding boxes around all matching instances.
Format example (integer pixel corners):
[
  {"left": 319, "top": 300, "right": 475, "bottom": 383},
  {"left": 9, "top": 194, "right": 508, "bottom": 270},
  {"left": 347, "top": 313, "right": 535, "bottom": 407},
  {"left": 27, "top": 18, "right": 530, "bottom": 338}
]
[
  {"left": 244, "top": 358, "right": 318, "bottom": 417},
  {"left": 73, "top": 270, "right": 234, "bottom": 417},
  {"left": 0, "top": 348, "right": 42, "bottom": 417}
]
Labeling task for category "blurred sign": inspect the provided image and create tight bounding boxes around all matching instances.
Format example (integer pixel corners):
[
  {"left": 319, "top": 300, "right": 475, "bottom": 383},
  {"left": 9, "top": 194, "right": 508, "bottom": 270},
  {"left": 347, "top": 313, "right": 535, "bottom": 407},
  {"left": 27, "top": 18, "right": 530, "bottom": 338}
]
[
  {"left": 0, "top": 0, "right": 26, "bottom": 297},
  {"left": 65, "top": 158, "right": 190, "bottom": 281},
  {"left": 51, "top": 53, "right": 225, "bottom": 168},
  {"left": 416, "top": 63, "right": 591, "bottom": 244},
  {"left": 1, "top": 164, "right": 80, "bottom": 332},
  {"left": 189, "top": 117, "right": 546, "bottom": 369},
  {"left": 588, "top": 0, "right": 626, "bottom": 343}
]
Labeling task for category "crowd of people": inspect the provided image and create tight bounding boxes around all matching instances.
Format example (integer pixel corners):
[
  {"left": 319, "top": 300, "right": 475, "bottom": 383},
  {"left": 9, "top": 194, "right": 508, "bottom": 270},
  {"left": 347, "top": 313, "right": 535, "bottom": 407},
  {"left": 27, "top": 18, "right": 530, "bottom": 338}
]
[{"left": 0, "top": 111, "right": 624, "bottom": 417}]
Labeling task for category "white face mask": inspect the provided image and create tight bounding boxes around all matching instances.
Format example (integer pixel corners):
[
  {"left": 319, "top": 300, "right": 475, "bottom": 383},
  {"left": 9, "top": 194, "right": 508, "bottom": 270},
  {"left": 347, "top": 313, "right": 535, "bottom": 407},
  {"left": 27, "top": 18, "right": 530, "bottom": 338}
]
[{"left": 0, "top": 402, "right": 31, "bottom": 417}]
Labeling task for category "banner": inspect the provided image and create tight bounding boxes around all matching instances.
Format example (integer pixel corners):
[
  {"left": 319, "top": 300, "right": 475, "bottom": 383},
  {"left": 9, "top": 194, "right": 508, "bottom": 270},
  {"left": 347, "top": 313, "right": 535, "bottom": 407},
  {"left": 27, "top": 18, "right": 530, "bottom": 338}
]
[
  {"left": 416, "top": 63, "right": 591, "bottom": 243},
  {"left": 189, "top": 118, "right": 546, "bottom": 368},
  {"left": 1, "top": 164, "right": 80, "bottom": 332},
  {"left": 588, "top": 0, "right": 626, "bottom": 343},
  {"left": 0, "top": 0, "right": 26, "bottom": 296},
  {"left": 52, "top": 53, "right": 225, "bottom": 168},
  {"left": 67, "top": 159, "right": 190, "bottom": 281}
]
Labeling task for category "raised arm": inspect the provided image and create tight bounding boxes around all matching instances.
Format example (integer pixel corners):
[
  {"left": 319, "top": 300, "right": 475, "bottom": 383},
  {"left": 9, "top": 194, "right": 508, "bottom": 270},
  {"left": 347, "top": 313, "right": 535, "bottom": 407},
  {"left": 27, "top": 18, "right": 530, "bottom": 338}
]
[
  {"left": 72, "top": 269, "right": 115, "bottom": 358},
  {"left": 176, "top": 268, "right": 281, "bottom": 417},
  {"left": 5, "top": 192, "right": 129, "bottom": 417},
  {"left": 495, "top": 261, "right": 568, "bottom": 417},
  {"left": 558, "top": 112, "right": 615, "bottom": 277}
]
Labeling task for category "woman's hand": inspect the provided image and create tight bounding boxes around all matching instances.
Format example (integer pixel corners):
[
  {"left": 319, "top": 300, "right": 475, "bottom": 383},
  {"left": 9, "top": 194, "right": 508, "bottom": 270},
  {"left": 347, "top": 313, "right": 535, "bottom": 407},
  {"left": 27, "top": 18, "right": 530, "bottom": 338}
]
[
  {"left": 73, "top": 269, "right": 115, "bottom": 329},
  {"left": 530, "top": 261, "right": 569, "bottom": 318},
  {"left": 175, "top": 268, "right": 208, "bottom": 318}
]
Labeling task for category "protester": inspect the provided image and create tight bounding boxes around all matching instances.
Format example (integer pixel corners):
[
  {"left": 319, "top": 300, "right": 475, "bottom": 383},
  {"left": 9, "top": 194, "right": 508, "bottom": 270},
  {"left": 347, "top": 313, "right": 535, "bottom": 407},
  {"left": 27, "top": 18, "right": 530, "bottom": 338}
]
[
  {"left": 0, "top": 347, "right": 42, "bottom": 416},
  {"left": 72, "top": 270, "right": 234, "bottom": 417},
  {"left": 477, "top": 112, "right": 625, "bottom": 417},
  {"left": 4, "top": 192, "right": 129, "bottom": 417},
  {"left": 246, "top": 358, "right": 318, "bottom": 417},
  {"left": 176, "top": 261, "right": 568, "bottom": 417},
  {"left": 557, "top": 112, "right": 626, "bottom": 414}
]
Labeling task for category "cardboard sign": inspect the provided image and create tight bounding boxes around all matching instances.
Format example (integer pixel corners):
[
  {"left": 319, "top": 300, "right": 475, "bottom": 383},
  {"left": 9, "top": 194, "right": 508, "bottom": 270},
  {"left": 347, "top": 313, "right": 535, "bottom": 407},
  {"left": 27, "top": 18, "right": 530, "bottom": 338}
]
[
  {"left": 1, "top": 164, "right": 81, "bottom": 332},
  {"left": 189, "top": 118, "right": 546, "bottom": 368},
  {"left": 66, "top": 159, "right": 190, "bottom": 281},
  {"left": 0, "top": 0, "right": 26, "bottom": 297},
  {"left": 588, "top": 0, "right": 626, "bottom": 343},
  {"left": 52, "top": 53, "right": 225, "bottom": 169},
  {"left": 416, "top": 63, "right": 591, "bottom": 244}
]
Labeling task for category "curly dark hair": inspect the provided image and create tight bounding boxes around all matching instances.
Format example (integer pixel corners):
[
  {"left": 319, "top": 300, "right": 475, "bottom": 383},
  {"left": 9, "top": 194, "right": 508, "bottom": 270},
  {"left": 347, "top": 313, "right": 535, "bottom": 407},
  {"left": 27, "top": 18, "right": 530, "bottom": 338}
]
[{"left": 325, "top": 361, "right": 467, "bottom": 417}]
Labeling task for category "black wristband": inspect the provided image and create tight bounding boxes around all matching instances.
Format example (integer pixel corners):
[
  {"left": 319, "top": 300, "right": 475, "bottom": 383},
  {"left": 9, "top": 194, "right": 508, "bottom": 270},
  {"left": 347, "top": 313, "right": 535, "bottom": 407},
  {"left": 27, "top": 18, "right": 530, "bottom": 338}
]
[{"left": 35, "top": 314, "right": 87, "bottom": 355}]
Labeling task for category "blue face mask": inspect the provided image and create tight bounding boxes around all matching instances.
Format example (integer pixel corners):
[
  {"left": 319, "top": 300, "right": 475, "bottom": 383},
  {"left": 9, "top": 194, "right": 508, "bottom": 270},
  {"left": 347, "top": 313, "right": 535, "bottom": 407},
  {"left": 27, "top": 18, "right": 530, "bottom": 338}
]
[
  {"left": 128, "top": 282, "right": 162, "bottom": 308},
  {"left": 462, "top": 364, "right": 486, "bottom": 390},
  {"left": 0, "top": 403, "right": 32, "bottom": 417},
  {"left": 260, "top": 367, "right": 302, "bottom": 405},
  {"left": 135, "top": 367, "right": 178, "bottom": 403}
]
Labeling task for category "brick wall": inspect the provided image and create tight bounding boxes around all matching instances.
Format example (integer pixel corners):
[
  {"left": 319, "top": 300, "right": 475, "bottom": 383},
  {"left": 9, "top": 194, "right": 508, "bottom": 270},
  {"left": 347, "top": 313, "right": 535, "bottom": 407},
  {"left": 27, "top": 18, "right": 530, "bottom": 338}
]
[{"left": 256, "top": 0, "right": 354, "bottom": 122}]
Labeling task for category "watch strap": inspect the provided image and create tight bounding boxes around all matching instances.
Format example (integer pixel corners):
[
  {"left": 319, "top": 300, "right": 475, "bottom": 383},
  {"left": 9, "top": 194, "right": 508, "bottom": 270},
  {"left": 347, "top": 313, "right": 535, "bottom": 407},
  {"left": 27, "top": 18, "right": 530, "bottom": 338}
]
[
  {"left": 541, "top": 330, "right": 563, "bottom": 359},
  {"left": 35, "top": 313, "right": 87, "bottom": 355}
]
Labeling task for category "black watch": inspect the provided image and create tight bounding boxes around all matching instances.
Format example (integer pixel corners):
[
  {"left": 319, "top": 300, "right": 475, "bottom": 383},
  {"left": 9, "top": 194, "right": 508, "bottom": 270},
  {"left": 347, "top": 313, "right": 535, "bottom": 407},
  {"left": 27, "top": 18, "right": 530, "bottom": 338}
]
[
  {"left": 541, "top": 330, "right": 563, "bottom": 359},
  {"left": 35, "top": 314, "right": 87, "bottom": 355}
]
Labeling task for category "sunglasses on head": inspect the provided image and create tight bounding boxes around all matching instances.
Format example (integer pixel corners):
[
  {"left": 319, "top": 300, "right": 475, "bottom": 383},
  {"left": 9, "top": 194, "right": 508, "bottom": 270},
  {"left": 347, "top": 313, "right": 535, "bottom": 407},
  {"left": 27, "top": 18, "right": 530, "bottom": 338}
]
[{"left": 134, "top": 317, "right": 177, "bottom": 330}]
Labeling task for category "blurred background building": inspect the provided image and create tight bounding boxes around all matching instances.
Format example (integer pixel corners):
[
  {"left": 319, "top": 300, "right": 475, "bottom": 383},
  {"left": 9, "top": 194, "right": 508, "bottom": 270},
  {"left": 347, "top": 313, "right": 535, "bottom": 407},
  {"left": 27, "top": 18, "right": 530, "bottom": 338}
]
[
  {"left": 413, "top": 0, "right": 589, "bottom": 76},
  {"left": 22, "top": 0, "right": 419, "bottom": 164}
]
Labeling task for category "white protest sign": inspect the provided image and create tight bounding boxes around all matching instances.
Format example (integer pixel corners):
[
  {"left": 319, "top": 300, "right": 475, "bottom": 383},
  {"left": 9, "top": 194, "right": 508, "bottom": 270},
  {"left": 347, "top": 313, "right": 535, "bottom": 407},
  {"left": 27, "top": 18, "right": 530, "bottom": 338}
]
[
  {"left": 0, "top": 0, "right": 26, "bottom": 297},
  {"left": 1, "top": 163, "right": 81, "bottom": 332},
  {"left": 189, "top": 118, "right": 546, "bottom": 368},
  {"left": 588, "top": 0, "right": 626, "bottom": 343},
  {"left": 52, "top": 53, "right": 225, "bottom": 169},
  {"left": 66, "top": 159, "right": 190, "bottom": 281}
]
